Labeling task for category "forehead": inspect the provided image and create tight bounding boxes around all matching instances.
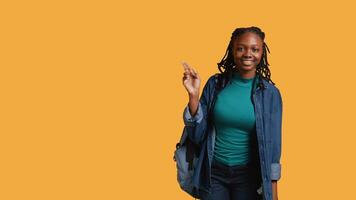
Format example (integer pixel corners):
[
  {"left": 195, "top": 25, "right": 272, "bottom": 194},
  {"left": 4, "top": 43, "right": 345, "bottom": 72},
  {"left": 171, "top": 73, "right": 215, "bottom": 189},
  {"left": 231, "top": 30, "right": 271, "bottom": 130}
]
[{"left": 233, "top": 32, "right": 263, "bottom": 47}]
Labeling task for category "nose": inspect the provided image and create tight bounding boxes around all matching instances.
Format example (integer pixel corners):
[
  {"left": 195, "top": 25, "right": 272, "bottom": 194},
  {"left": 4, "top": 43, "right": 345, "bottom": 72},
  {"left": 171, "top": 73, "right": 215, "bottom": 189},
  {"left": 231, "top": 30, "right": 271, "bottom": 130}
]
[
  {"left": 243, "top": 54, "right": 252, "bottom": 59},
  {"left": 242, "top": 49, "right": 252, "bottom": 58}
]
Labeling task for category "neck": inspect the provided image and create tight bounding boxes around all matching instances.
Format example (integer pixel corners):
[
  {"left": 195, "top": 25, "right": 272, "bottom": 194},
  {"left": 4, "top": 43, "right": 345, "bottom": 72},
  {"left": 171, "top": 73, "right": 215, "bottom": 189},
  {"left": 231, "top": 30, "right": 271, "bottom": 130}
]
[{"left": 233, "top": 69, "right": 256, "bottom": 79}]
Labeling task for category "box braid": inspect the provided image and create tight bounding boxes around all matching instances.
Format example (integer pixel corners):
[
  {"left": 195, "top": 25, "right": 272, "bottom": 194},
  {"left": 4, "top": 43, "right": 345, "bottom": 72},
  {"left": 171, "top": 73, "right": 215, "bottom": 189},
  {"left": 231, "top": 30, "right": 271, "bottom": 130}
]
[{"left": 217, "top": 26, "right": 275, "bottom": 90}]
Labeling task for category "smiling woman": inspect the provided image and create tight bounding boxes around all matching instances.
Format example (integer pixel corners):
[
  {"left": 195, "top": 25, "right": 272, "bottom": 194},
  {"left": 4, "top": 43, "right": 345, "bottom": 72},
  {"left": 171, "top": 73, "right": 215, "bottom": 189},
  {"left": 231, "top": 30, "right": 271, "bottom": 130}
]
[
  {"left": 232, "top": 32, "right": 264, "bottom": 78},
  {"left": 217, "top": 27, "right": 274, "bottom": 87},
  {"left": 179, "top": 26, "right": 282, "bottom": 200}
]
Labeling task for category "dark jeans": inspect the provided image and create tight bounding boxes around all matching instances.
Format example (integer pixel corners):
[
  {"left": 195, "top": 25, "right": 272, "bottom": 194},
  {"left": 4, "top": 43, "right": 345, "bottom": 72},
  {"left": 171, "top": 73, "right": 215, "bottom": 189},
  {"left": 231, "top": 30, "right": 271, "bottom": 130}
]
[{"left": 200, "top": 159, "right": 262, "bottom": 200}]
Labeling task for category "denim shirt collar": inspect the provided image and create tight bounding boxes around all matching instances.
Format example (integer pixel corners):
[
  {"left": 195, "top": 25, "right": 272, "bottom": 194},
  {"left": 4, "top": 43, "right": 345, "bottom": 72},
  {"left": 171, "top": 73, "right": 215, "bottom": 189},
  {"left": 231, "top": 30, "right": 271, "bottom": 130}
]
[{"left": 251, "top": 73, "right": 268, "bottom": 94}]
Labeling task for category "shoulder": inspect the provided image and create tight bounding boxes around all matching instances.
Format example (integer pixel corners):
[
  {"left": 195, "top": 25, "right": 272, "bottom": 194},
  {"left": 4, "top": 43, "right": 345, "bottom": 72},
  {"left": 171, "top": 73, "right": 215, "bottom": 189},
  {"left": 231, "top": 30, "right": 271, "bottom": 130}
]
[
  {"left": 207, "top": 73, "right": 220, "bottom": 82},
  {"left": 262, "top": 78, "right": 281, "bottom": 96},
  {"left": 204, "top": 73, "right": 220, "bottom": 88},
  {"left": 199, "top": 73, "right": 222, "bottom": 97},
  {"left": 261, "top": 79, "right": 283, "bottom": 107}
]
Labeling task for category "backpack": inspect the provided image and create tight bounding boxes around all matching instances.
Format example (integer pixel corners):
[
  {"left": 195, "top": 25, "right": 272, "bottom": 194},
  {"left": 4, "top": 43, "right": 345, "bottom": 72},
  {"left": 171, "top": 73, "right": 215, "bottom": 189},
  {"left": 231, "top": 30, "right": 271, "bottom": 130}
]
[
  {"left": 173, "top": 126, "right": 201, "bottom": 199},
  {"left": 173, "top": 74, "right": 222, "bottom": 199}
]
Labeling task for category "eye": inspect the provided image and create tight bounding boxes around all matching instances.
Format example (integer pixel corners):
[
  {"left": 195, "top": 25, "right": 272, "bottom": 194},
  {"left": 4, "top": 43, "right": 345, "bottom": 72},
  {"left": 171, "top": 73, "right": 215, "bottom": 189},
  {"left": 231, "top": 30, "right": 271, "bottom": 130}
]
[
  {"left": 252, "top": 48, "right": 259, "bottom": 52},
  {"left": 236, "top": 47, "right": 243, "bottom": 51}
]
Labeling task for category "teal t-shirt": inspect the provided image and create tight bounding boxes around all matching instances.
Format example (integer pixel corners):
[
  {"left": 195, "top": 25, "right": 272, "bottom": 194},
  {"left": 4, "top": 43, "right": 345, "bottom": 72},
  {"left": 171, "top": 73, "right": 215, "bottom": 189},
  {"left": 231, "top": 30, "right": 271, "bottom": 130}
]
[{"left": 212, "top": 72, "right": 257, "bottom": 166}]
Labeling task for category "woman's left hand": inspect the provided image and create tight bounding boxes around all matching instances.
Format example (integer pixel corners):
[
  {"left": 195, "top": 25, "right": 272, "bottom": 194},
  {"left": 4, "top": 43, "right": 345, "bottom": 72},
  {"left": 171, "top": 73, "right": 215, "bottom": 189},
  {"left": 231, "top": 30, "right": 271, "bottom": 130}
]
[{"left": 272, "top": 181, "right": 278, "bottom": 200}]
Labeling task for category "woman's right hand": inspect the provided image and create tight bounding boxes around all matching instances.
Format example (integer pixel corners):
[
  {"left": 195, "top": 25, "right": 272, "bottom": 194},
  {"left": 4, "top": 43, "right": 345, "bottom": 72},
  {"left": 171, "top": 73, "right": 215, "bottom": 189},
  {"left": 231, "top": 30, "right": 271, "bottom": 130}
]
[{"left": 182, "top": 61, "right": 201, "bottom": 97}]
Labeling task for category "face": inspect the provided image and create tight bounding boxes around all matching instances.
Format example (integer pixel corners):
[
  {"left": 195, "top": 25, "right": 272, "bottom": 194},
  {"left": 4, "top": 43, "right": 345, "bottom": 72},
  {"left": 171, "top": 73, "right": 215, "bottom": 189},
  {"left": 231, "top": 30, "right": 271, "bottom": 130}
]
[{"left": 232, "top": 32, "right": 264, "bottom": 73}]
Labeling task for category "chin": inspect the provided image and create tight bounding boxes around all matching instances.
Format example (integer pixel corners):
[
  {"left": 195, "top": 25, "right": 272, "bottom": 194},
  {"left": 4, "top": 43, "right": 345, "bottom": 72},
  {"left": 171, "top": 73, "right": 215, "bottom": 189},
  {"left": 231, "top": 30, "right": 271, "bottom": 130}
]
[{"left": 239, "top": 65, "right": 256, "bottom": 71}]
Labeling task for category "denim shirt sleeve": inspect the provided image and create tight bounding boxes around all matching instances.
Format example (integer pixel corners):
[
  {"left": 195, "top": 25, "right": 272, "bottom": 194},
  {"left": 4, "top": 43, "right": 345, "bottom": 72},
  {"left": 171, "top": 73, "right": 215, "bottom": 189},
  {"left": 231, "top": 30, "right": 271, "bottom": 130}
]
[
  {"left": 271, "top": 88, "right": 283, "bottom": 181},
  {"left": 182, "top": 75, "right": 216, "bottom": 145},
  {"left": 183, "top": 102, "right": 204, "bottom": 126}
]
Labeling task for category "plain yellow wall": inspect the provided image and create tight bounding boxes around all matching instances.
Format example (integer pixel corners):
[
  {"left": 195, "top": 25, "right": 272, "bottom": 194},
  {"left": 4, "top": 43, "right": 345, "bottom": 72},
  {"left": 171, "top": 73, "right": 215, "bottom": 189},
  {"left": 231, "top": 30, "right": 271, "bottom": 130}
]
[{"left": 1, "top": 0, "right": 356, "bottom": 199}]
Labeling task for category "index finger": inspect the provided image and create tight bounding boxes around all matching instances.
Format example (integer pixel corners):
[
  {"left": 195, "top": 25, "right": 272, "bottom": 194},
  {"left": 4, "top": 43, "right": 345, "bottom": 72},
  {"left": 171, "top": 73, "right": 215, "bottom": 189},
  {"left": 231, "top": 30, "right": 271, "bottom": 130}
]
[{"left": 181, "top": 61, "right": 191, "bottom": 72}]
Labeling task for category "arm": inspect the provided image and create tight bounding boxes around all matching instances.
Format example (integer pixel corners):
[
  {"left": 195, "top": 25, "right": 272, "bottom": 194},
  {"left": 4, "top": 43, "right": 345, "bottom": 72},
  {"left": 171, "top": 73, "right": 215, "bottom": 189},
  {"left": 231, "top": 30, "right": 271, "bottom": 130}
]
[
  {"left": 272, "top": 181, "right": 278, "bottom": 200},
  {"left": 183, "top": 75, "right": 215, "bottom": 144},
  {"left": 271, "top": 88, "right": 283, "bottom": 199}
]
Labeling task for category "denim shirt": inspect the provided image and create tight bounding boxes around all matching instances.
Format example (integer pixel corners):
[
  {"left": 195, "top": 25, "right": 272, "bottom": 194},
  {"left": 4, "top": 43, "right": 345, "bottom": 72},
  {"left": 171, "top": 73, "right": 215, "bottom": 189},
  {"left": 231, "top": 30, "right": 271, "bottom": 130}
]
[{"left": 182, "top": 73, "right": 283, "bottom": 200}]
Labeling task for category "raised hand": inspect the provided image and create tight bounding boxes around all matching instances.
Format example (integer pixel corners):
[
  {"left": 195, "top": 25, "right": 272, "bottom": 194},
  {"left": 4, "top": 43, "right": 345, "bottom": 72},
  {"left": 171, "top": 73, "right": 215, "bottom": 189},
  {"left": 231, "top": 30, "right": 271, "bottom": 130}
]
[{"left": 182, "top": 61, "right": 201, "bottom": 97}]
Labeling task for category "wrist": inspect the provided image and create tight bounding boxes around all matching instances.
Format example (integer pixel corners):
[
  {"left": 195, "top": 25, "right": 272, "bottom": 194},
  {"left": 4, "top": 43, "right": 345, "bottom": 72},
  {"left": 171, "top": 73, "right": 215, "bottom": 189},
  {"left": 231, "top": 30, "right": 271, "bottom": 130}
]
[{"left": 188, "top": 92, "right": 199, "bottom": 100}]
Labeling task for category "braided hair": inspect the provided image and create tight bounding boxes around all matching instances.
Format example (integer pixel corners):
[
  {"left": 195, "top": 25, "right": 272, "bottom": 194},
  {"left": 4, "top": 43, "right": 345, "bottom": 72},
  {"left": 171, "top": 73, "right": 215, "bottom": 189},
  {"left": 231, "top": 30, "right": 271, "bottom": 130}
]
[{"left": 217, "top": 26, "right": 275, "bottom": 90}]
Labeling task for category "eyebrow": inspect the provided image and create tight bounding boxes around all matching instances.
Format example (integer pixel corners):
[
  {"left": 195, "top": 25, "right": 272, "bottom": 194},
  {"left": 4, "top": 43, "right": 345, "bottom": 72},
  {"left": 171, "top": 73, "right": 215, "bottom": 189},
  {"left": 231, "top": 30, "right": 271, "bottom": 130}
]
[{"left": 236, "top": 44, "right": 260, "bottom": 47}]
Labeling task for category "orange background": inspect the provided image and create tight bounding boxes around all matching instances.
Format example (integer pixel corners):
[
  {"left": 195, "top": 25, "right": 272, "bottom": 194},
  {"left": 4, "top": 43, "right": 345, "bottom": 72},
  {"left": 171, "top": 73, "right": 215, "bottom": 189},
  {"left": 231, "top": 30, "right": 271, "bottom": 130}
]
[{"left": 1, "top": 0, "right": 356, "bottom": 199}]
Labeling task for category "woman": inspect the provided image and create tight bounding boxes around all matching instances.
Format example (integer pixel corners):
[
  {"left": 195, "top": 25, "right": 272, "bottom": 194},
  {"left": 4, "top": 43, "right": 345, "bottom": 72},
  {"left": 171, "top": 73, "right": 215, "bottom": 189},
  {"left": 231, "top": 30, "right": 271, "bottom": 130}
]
[{"left": 181, "top": 26, "right": 282, "bottom": 200}]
